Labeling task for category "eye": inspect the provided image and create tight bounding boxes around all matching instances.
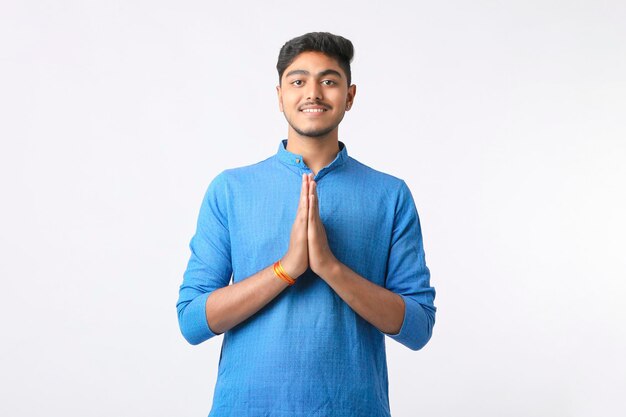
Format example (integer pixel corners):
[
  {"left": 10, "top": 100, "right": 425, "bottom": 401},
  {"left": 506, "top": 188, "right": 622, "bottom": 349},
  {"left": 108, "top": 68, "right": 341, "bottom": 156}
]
[
  {"left": 291, "top": 80, "right": 303, "bottom": 86},
  {"left": 322, "top": 80, "right": 336, "bottom": 86}
]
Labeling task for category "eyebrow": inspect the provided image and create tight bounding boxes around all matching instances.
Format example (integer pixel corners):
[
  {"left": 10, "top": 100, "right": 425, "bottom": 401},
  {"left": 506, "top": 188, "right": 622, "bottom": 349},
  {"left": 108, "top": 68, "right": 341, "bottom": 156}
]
[{"left": 284, "top": 69, "right": 343, "bottom": 79}]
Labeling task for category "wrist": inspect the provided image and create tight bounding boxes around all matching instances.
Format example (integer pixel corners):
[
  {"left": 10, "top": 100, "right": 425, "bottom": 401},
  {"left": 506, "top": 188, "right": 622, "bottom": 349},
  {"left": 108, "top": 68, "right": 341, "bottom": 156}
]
[
  {"left": 317, "top": 257, "right": 341, "bottom": 280},
  {"left": 273, "top": 260, "right": 297, "bottom": 286},
  {"left": 279, "top": 257, "right": 300, "bottom": 281}
]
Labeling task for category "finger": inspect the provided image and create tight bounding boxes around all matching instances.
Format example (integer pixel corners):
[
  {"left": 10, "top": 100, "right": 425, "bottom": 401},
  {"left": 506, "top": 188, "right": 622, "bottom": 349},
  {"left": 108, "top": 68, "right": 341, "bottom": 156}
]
[
  {"left": 308, "top": 175, "right": 315, "bottom": 198},
  {"left": 308, "top": 180, "right": 317, "bottom": 222},
  {"left": 300, "top": 173, "right": 307, "bottom": 197},
  {"left": 299, "top": 173, "right": 308, "bottom": 213},
  {"left": 306, "top": 173, "right": 313, "bottom": 196}
]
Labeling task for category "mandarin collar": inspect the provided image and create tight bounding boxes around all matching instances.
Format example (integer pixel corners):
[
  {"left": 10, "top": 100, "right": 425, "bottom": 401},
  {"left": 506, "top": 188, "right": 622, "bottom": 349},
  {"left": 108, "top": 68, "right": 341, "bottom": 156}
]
[{"left": 275, "top": 139, "right": 348, "bottom": 179}]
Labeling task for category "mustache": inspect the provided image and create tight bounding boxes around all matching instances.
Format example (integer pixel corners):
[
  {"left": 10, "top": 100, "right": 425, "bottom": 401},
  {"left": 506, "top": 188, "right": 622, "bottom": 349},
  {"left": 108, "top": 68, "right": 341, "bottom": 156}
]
[{"left": 299, "top": 102, "right": 331, "bottom": 110}]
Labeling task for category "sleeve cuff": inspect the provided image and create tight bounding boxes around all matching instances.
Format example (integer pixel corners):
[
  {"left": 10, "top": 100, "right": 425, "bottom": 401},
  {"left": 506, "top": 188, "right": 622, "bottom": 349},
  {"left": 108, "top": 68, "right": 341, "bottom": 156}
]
[
  {"left": 383, "top": 294, "right": 433, "bottom": 351},
  {"left": 180, "top": 292, "right": 218, "bottom": 345}
]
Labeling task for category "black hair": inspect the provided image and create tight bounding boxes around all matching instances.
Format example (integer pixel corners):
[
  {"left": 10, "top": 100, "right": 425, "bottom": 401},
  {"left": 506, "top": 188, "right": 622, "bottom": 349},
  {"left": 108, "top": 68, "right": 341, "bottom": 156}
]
[{"left": 277, "top": 32, "right": 354, "bottom": 86}]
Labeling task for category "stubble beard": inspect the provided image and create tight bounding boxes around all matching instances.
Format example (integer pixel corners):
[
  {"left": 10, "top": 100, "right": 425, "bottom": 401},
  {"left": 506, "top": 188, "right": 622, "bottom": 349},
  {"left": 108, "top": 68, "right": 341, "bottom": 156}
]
[
  {"left": 291, "top": 124, "right": 336, "bottom": 138},
  {"left": 285, "top": 111, "right": 345, "bottom": 139}
]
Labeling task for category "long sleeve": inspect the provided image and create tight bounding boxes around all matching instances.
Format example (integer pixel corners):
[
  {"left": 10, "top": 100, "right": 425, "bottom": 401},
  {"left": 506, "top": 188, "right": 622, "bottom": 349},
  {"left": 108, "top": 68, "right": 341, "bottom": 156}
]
[
  {"left": 176, "top": 171, "right": 233, "bottom": 345},
  {"left": 382, "top": 180, "right": 437, "bottom": 350}
]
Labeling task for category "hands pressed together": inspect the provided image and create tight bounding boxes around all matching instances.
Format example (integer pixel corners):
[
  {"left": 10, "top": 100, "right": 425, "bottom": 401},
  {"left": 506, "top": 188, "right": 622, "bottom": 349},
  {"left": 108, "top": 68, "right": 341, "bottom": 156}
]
[{"left": 280, "top": 173, "right": 340, "bottom": 281}]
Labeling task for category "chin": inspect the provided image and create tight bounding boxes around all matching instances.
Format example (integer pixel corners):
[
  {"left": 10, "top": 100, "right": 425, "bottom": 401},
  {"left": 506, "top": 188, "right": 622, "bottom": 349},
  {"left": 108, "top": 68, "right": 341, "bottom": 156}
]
[
  {"left": 292, "top": 121, "right": 339, "bottom": 138},
  {"left": 294, "top": 127, "right": 335, "bottom": 138}
]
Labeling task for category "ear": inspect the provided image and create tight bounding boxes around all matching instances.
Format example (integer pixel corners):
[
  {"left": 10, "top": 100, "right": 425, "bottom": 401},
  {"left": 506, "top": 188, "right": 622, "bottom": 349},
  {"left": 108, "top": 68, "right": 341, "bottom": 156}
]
[
  {"left": 276, "top": 85, "right": 284, "bottom": 112},
  {"left": 346, "top": 84, "right": 357, "bottom": 111}
]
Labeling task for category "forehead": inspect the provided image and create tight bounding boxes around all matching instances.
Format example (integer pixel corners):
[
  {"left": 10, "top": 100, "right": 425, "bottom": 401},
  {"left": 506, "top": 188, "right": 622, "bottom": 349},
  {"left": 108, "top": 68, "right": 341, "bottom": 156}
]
[{"left": 282, "top": 51, "right": 345, "bottom": 78}]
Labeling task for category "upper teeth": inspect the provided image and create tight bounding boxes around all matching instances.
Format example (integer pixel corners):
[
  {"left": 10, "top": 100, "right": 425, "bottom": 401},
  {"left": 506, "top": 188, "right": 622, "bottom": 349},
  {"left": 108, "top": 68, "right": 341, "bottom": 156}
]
[{"left": 302, "top": 108, "right": 325, "bottom": 112}]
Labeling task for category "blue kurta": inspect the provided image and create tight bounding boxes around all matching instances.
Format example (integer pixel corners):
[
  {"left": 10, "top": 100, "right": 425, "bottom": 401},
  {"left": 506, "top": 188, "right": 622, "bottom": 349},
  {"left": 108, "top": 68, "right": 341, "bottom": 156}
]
[{"left": 177, "top": 139, "right": 437, "bottom": 417}]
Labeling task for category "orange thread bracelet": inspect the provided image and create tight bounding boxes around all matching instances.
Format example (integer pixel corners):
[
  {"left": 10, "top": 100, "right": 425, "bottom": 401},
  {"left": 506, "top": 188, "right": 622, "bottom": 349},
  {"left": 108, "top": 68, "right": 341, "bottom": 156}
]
[{"left": 273, "top": 260, "right": 296, "bottom": 286}]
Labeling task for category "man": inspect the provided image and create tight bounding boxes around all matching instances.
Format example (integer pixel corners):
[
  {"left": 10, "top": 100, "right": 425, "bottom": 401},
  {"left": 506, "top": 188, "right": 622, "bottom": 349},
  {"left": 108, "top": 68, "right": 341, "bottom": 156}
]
[{"left": 176, "top": 32, "right": 436, "bottom": 417}]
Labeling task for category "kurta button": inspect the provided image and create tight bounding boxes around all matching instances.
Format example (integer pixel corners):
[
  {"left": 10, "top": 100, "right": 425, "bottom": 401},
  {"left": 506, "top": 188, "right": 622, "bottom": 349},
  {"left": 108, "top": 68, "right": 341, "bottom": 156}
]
[{"left": 295, "top": 158, "right": 300, "bottom": 163}]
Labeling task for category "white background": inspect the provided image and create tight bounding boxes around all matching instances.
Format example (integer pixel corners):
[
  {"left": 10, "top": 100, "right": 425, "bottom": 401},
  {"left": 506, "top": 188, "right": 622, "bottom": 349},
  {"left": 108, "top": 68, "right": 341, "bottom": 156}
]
[{"left": 1, "top": 1, "right": 625, "bottom": 416}]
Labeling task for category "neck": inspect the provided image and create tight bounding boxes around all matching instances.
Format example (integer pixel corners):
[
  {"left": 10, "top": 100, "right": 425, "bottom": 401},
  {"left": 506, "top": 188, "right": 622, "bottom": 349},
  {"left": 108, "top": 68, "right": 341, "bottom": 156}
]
[{"left": 286, "top": 131, "right": 340, "bottom": 176}]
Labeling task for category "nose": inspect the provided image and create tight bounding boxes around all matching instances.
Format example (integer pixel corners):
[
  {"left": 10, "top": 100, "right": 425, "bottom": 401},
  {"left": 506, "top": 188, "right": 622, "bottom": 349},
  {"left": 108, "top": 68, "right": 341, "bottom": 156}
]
[{"left": 306, "top": 82, "right": 323, "bottom": 101}]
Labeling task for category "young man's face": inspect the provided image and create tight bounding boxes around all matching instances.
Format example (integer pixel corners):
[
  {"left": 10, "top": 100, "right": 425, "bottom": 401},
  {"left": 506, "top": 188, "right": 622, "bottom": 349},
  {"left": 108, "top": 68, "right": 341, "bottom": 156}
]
[{"left": 277, "top": 51, "right": 356, "bottom": 140}]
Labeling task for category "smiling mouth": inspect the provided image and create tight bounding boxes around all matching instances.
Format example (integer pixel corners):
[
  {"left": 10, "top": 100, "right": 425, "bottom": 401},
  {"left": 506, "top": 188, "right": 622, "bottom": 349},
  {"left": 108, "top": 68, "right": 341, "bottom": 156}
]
[{"left": 300, "top": 108, "right": 327, "bottom": 113}]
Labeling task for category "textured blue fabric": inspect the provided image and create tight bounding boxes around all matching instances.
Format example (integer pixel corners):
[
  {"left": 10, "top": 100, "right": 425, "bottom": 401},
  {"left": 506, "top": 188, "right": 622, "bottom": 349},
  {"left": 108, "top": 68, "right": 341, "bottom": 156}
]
[{"left": 176, "top": 139, "right": 436, "bottom": 417}]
